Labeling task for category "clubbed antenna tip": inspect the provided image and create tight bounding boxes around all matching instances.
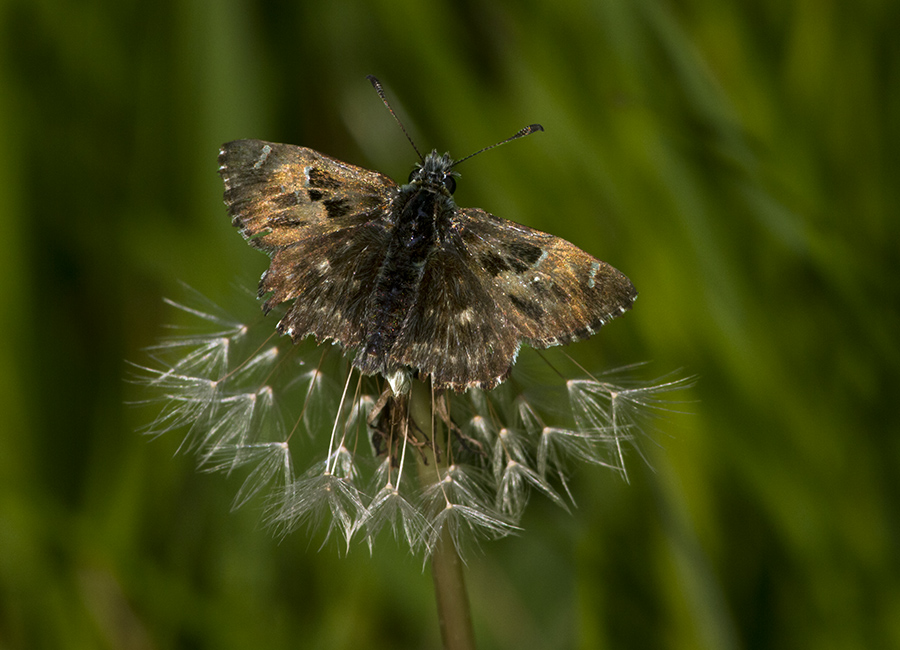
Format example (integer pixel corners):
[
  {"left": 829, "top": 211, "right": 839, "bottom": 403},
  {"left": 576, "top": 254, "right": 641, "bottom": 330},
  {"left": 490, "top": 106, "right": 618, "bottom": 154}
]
[
  {"left": 367, "top": 75, "right": 424, "bottom": 161},
  {"left": 452, "top": 123, "right": 544, "bottom": 168}
]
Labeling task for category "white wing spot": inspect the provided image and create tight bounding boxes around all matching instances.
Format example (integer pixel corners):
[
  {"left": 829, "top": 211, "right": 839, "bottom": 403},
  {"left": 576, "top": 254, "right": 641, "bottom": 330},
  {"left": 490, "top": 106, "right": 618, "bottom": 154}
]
[
  {"left": 458, "top": 307, "right": 475, "bottom": 324},
  {"left": 588, "top": 261, "right": 601, "bottom": 288},
  {"left": 253, "top": 144, "right": 272, "bottom": 169}
]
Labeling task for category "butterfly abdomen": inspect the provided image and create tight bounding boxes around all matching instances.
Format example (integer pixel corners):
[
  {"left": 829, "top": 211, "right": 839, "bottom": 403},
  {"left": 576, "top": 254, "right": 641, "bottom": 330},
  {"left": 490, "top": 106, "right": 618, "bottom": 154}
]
[{"left": 354, "top": 185, "right": 441, "bottom": 376}]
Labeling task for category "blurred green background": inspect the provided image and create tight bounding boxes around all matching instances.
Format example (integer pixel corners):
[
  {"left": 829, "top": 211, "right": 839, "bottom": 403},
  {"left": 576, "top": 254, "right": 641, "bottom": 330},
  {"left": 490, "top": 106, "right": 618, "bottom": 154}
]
[{"left": 1, "top": 0, "right": 898, "bottom": 648}]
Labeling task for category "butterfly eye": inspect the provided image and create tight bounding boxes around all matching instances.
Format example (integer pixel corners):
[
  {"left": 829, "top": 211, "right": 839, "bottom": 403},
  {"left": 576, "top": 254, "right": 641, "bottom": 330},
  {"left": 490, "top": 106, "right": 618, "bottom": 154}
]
[
  {"left": 408, "top": 170, "right": 417, "bottom": 183},
  {"left": 443, "top": 175, "right": 457, "bottom": 194}
]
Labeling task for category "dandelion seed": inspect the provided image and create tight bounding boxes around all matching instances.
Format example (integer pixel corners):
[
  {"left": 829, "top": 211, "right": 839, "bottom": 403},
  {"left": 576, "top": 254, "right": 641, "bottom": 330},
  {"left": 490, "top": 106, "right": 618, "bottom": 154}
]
[
  {"left": 362, "top": 464, "right": 430, "bottom": 552},
  {"left": 497, "top": 459, "right": 566, "bottom": 518},
  {"left": 270, "top": 461, "right": 366, "bottom": 549},
  {"left": 207, "top": 440, "right": 294, "bottom": 508},
  {"left": 426, "top": 503, "right": 518, "bottom": 556}
]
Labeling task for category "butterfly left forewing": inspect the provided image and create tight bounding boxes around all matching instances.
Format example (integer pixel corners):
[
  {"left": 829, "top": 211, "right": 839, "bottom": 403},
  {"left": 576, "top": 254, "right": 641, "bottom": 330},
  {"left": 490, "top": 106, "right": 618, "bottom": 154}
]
[
  {"left": 218, "top": 139, "right": 399, "bottom": 349},
  {"left": 218, "top": 140, "right": 397, "bottom": 252}
]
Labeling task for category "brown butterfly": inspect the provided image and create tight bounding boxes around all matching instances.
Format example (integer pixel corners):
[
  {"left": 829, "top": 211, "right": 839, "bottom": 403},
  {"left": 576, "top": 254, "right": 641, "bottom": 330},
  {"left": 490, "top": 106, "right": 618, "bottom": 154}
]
[{"left": 218, "top": 76, "right": 636, "bottom": 394}]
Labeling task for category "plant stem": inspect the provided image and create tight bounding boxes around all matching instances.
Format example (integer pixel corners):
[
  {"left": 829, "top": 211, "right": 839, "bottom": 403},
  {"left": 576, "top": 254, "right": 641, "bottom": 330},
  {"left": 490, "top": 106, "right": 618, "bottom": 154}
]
[
  {"left": 430, "top": 524, "right": 476, "bottom": 650},
  {"left": 408, "top": 380, "right": 476, "bottom": 650}
]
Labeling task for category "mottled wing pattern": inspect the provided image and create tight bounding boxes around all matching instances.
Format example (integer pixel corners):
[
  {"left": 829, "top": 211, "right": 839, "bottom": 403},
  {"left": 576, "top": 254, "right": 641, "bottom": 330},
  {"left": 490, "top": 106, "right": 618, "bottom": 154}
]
[
  {"left": 394, "top": 208, "right": 637, "bottom": 390},
  {"left": 458, "top": 208, "right": 637, "bottom": 346},
  {"left": 218, "top": 140, "right": 398, "bottom": 349}
]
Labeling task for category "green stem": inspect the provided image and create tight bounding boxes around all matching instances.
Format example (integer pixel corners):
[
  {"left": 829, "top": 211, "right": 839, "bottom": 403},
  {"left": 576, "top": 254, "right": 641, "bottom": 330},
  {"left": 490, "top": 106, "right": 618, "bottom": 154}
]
[{"left": 408, "top": 380, "right": 476, "bottom": 650}]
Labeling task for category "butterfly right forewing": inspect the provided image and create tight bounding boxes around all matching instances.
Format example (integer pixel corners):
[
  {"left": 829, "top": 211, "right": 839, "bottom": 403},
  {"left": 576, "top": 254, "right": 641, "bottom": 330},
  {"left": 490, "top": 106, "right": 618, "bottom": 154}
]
[
  {"left": 391, "top": 207, "right": 636, "bottom": 390},
  {"left": 454, "top": 208, "right": 636, "bottom": 349}
]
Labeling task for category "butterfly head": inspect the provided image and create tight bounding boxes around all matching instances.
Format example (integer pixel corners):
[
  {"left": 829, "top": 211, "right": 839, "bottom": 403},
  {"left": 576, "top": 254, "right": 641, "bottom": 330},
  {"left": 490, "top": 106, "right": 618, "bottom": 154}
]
[{"left": 408, "top": 150, "right": 459, "bottom": 196}]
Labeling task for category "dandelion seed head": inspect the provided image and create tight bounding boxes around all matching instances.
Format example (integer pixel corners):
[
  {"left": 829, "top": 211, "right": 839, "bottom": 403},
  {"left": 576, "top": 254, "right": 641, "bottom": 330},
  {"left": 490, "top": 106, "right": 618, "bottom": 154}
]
[{"left": 136, "top": 289, "right": 693, "bottom": 557}]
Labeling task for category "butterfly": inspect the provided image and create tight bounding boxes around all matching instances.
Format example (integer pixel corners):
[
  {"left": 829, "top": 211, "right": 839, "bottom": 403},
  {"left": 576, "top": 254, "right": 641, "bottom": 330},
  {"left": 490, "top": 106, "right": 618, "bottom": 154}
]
[{"left": 217, "top": 76, "right": 636, "bottom": 394}]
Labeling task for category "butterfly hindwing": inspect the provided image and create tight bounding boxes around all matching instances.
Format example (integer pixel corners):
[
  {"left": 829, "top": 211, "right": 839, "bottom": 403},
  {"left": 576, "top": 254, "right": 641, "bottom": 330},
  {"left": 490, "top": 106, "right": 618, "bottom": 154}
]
[
  {"left": 262, "top": 223, "right": 394, "bottom": 350},
  {"left": 392, "top": 232, "right": 522, "bottom": 390}
]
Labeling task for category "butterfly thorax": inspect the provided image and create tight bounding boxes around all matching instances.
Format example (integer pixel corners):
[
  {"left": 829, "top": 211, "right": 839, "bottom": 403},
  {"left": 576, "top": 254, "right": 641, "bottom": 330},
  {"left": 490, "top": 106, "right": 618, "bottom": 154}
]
[{"left": 352, "top": 151, "right": 459, "bottom": 386}]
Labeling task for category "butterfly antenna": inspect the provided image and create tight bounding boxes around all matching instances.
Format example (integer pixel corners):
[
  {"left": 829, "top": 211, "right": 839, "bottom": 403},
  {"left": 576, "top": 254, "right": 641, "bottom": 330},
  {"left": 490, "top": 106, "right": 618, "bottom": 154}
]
[
  {"left": 367, "top": 75, "right": 424, "bottom": 161},
  {"left": 451, "top": 123, "right": 544, "bottom": 168}
]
